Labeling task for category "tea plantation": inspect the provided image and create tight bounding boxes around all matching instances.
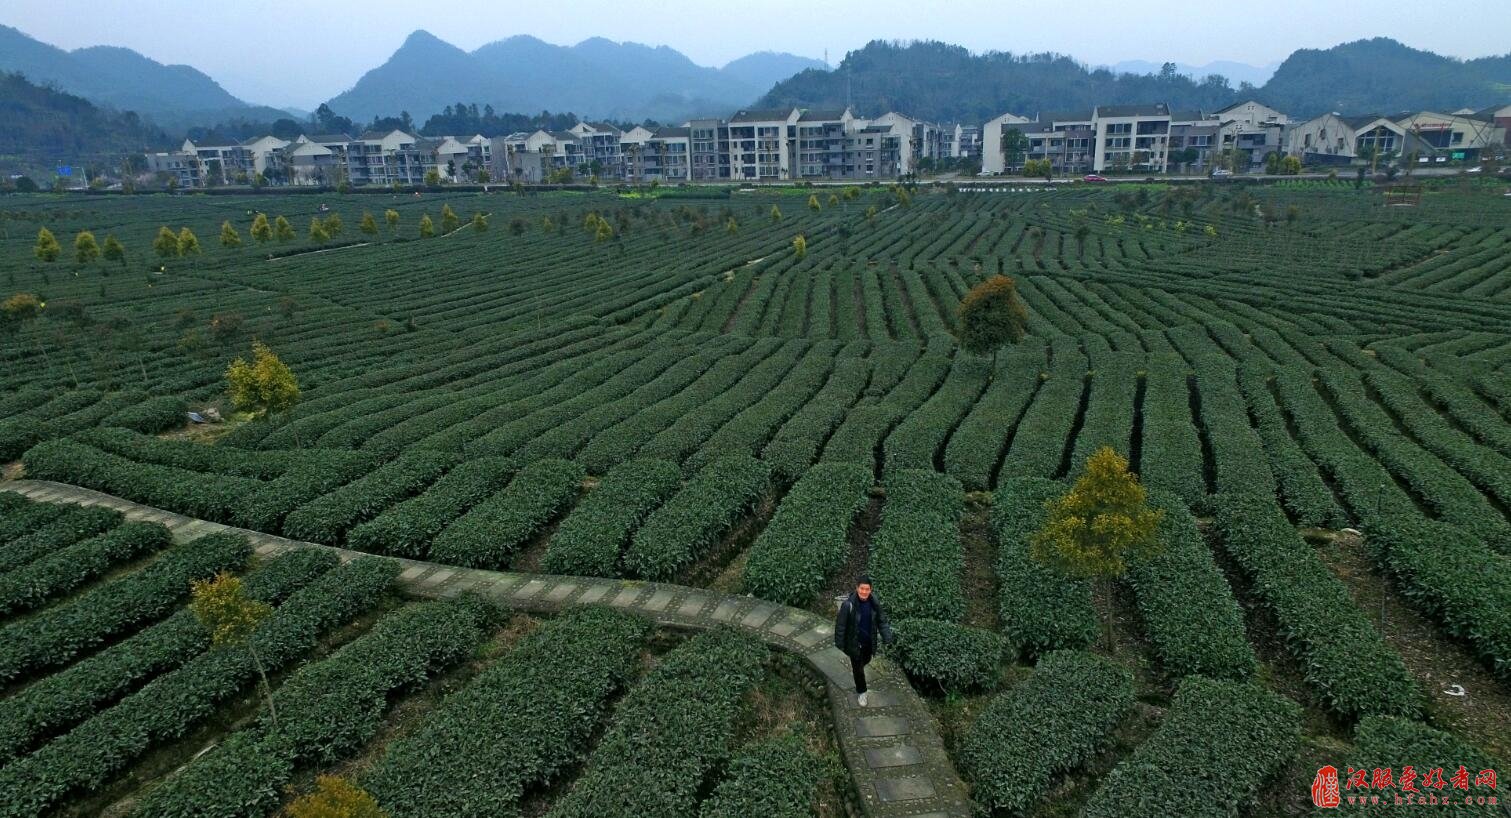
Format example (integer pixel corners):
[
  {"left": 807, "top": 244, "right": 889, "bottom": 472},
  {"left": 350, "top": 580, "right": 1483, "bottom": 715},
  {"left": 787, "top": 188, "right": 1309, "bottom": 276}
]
[{"left": 0, "top": 180, "right": 1507, "bottom": 816}]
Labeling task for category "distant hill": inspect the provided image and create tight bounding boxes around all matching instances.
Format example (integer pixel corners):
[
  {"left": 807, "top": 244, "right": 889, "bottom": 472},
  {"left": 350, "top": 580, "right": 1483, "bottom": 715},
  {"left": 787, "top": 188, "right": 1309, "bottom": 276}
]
[
  {"left": 1259, "top": 38, "right": 1511, "bottom": 117},
  {"left": 0, "top": 25, "right": 293, "bottom": 131},
  {"left": 759, "top": 38, "right": 1511, "bottom": 122},
  {"left": 0, "top": 71, "right": 166, "bottom": 177},
  {"left": 1107, "top": 59, "right": 1279, "bottom": 89},
  {"left": 326, "top": 30, "right": 827, "bottom": 123},
  {"left": 756, "top": 40, "right": 1240, "bottom": 123}
]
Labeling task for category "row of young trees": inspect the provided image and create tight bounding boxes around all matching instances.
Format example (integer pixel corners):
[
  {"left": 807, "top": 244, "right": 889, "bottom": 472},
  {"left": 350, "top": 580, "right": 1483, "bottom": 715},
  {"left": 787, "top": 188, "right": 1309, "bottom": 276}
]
[{"left": 29, "top": 204, "right": 496, "bottom": 271}]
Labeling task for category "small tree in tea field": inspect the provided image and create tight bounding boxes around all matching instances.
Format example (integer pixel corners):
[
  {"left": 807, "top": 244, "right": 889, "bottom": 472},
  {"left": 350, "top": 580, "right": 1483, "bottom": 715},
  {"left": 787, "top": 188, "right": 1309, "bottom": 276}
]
[
  {"left": 219, "top": 220, "right": 242, "bottom": 249},
  {"left": 770, "top": 204, "right": 783, "bottom": 222},
  {"left": 359, "top": 211, "right": 378, "bottom": 236},
  {"left": 274, "top": 215, "right": 296, "bottom": 242},
  {"left": 472, "top": 212, "right": 489, "bottom": 233},
  {"left": 955, "top": 274, "right": 1028, "bottom": 371},
  {"left": 324, "top": 212, "right": 343, "bottom": 237},
  {"left": 227, "top": 340, "right": 301, "bottom": 429},
  {"left": 418, "top": 213, "right": 435, "bottom": 238},
  {"left": 384, "top": 209, "right": 399, "bottom": 235},
  {"left": 73, "top": 231, "right": 100, "bottom": 265},
  {"left": 1031, "top": 446, "right": 1163, "bottom": 650},
  {"left": 177, "top": 227, "right": 201, "bottom": 259},
  {"left": 1, "top": 292, "right": 42, "bottom": 338},
  {"left": 34, "top": 227, "right": 61, "bottom": 264},
  {"left": 793, "top": 233, "right": 807, "bottom": 259},
  {"left": 440, "top": 204, "right": 460, "bottom": 233},
  {"left": 153, "top": 226, "right": 180, "bottom": 261},
  {"left": 309, "top": 217, "right": 330, "bottom": 244},
  {"left": 807, "top": 193, "right": 821, "bottom": 212},
  {"left": 250, "top": 213, "right": 272, "bottom": 244},
  {"left": 102, "top": 234, "right": 126, "bottom": 266},
  {"left": 288, "top": 776, "right": 387, "bottom": 818},
  {"left": 189, "top": 572, "right": 278, "bottom": 728}
]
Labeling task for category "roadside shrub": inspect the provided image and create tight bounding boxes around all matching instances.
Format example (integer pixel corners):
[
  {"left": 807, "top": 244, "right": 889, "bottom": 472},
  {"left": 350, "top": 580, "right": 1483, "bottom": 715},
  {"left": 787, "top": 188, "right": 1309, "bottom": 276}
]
[
  {"left": 0, "top": 520, "right": 171, "bottom": 615},
  {"left": 991, "top": 477, "right": 1097, "bottom": 657},
  {"left": 622, "top": 454, "right": 769, "bottom": 580},
  {"left": 1082, "top": 676, "right": 1301, "bottom": 818},
  {"left": 0, "top": 531, "right": 249, "bottom": 684},
  {"left": 365, "top": 607, "right": 650, "bottom": 817},
  {"left": 742, "top": 462, "right": 872, "bottom": 605},
  {"left": 546, "top": 629, "right": 768, "bottom": 818},
  {"left": 1211, "top": 492, "right": 1422, "bottom": 718},
  {"left": 543, "top": 458, "right": 682, "bottom": 577},
  {"left": 959, "top": 650, "right": 1133, "bottom": 814},
  {"left": 700, "top": 734, "right": 833, "bottom": 818},
  {"left": 869, "top": 469, "right": 964, "bottom": 622},
  {"left": 102, "top": 395, "right": 189, "bottom": 433},
  {"left": 888, "top": 618, "right": 1005, "bottom": 692},
  {"left": 430, "top": 458, "right": 583, "bottom": 569},
  {"left": 0, "top": 548, "right": 337, "bottom": 765}
]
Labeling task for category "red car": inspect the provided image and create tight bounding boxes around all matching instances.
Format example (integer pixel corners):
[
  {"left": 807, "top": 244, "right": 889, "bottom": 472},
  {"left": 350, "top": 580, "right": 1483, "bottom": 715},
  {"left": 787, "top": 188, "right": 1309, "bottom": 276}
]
[{"left": 1083, "top": 174, "right": 1108, "bottom": 183}]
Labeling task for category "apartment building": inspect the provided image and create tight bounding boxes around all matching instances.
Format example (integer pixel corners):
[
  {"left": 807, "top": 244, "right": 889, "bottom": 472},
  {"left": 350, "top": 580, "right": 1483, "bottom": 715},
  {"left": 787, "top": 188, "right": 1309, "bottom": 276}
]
[
  {"left": 620, "top": 126, "right": 691, "bottom": 182},
  {"left": 1393, "top": 111, "right": 1505, "bottom": 161},
  {"left": 726, "top": 108, "right": 800, "bottom": 181},
  {"left": 687, "top": 118, "right": 730, "bottom": 181},
  {"left": 984, "top": 99, "right": 1306, "bottom": 176},
  {"left": 942, "top": 124, "right": 982, "bottom": 160},
  {"left": 1285, "top": 113, "right": 1407, "bottom": 164},
  {"left": 980, "top": 112, "right": 1033, "bottom": 174}
]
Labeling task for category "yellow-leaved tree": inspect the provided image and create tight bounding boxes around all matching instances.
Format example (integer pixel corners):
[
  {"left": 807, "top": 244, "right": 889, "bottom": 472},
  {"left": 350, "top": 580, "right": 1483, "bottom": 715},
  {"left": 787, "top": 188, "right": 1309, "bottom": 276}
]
[
  {"left": 1031, "top": 446, "right": 1163, "bottom": 650},
  {"left": 288, "top": 776, "right": 387, "bottom": 818},
  {"left": 227, "top": 340, "right": 301, "bottom": 435},
  {"left": 954, "top": 274, "right": 1028, "bottom": 373},
  {"left": 189, "top": 572, "right": 277, "bottom": 727}
]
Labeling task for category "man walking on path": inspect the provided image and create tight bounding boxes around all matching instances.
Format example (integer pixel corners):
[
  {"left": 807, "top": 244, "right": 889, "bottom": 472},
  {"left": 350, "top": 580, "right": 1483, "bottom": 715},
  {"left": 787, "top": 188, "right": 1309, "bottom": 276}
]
[{"left": 834, "top": 575, "right": 895, "bottom": 707}]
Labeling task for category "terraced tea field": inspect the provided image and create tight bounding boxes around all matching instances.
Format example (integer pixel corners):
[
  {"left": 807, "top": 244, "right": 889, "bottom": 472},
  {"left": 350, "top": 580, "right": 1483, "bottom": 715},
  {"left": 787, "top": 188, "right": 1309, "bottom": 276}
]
[{"left": 1, "top": 181, "right": 1507, "bottom": 816}]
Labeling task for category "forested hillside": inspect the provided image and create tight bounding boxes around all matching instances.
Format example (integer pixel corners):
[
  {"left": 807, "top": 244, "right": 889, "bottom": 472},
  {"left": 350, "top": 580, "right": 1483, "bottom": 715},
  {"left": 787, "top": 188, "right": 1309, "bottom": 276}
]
[
  {"left": 0, "top": 72, "right": 165, "bottom": 178},
  {"left": 759, "top": 38, "right": 1511, "bottom": 120}
]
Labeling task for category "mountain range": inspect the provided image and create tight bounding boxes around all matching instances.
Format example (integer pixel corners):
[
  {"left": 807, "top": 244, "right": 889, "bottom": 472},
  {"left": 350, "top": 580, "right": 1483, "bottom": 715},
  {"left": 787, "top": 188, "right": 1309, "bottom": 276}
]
[
  {"left": 1, "top": 21, "right": 1507, "bottom": 143},
  {"left": 0, "top": 25, "right": 292, "bottom": 132},
  {"left": 759, "top": 38, "right": 1511, "bottom": 123},
  {"left": 325, "top": 31, "right": 827, "bottom": 124}
]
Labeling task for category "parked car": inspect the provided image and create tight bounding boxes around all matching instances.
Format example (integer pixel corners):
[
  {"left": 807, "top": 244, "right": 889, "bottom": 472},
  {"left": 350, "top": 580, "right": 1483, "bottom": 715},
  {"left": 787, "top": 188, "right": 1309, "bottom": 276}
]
[
  {"left": 1082, "top": 174, "right": 1108, "bottom": 183},
  {"left": 1211, "top": 168, "right": 1233, "bottom": 178}
]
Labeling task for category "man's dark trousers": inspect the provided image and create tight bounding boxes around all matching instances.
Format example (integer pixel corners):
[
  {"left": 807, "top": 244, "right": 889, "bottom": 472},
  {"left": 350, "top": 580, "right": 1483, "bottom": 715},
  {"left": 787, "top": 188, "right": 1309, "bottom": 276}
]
[{"left": 851, "top": 641, "right": 874, "bottom": 694}]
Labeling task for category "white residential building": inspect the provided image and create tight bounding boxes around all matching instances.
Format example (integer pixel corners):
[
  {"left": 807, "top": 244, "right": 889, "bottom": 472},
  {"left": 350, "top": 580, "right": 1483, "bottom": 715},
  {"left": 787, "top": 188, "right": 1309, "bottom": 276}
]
[
  {"left": 1286, "top": 113, "right": 1407, "bottom": 164},
  {"left": 981, "top": 112, "right": 1033, "bottom": 174}
]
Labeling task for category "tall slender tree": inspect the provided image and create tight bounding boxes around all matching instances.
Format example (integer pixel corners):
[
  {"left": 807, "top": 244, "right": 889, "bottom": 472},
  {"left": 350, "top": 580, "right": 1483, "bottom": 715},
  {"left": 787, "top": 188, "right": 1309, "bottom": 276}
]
[
  {"left": 34, "top": 227, "right": 61, "bottom": 264},
  {"left": 153, "top": 226, "right": 180, "bottom": 261},
  {"left": 1031, "top": 447, "right": 1163, "bottom": 650},
  {"left": 73, "top": 231, "right": 100, "bottom": 265},
  {"left": 250, "top": 213, "right": 272, "bottom": 244},
  {"left": 219, "top": 221, "right": 242, "bottom": 249}
]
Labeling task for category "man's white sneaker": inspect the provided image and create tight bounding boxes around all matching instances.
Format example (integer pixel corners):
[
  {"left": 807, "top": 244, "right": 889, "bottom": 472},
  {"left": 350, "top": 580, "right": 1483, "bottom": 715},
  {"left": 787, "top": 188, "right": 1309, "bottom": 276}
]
[{"left": 857, "top": 692, "right": 868, "bottom": 707}]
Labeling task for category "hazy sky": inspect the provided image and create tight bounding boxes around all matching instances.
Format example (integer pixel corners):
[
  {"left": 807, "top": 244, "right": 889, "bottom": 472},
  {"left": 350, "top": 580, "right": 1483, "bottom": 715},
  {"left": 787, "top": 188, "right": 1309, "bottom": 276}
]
[{"left": 5, "top": 0, "right": 1507, "bottom": 109}]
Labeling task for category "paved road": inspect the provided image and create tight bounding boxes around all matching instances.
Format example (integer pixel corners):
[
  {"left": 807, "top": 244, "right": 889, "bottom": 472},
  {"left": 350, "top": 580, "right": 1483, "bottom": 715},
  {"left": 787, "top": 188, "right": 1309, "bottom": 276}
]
[{"left": 2, "top": 479, "right": 972, "bottom": 817}]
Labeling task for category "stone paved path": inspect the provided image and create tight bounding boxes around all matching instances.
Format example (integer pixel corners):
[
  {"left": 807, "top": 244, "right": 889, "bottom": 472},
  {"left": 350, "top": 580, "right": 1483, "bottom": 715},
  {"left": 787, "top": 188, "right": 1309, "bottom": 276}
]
[{"left": 2, "top": 479, "right": 970, "bottom": 817}]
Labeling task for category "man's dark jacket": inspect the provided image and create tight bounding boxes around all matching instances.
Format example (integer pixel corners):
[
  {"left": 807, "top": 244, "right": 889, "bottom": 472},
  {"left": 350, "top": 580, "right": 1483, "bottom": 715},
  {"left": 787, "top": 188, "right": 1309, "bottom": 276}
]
[{"left": 833, "top": 590, "right": 895, "bottom": 657}]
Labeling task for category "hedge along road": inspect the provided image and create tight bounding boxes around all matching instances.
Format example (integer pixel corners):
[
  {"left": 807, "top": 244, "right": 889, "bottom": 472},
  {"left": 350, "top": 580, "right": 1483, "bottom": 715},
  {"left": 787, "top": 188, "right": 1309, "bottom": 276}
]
[{"left": 1, "top": 479, "right": 970, "bottom": 818}]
